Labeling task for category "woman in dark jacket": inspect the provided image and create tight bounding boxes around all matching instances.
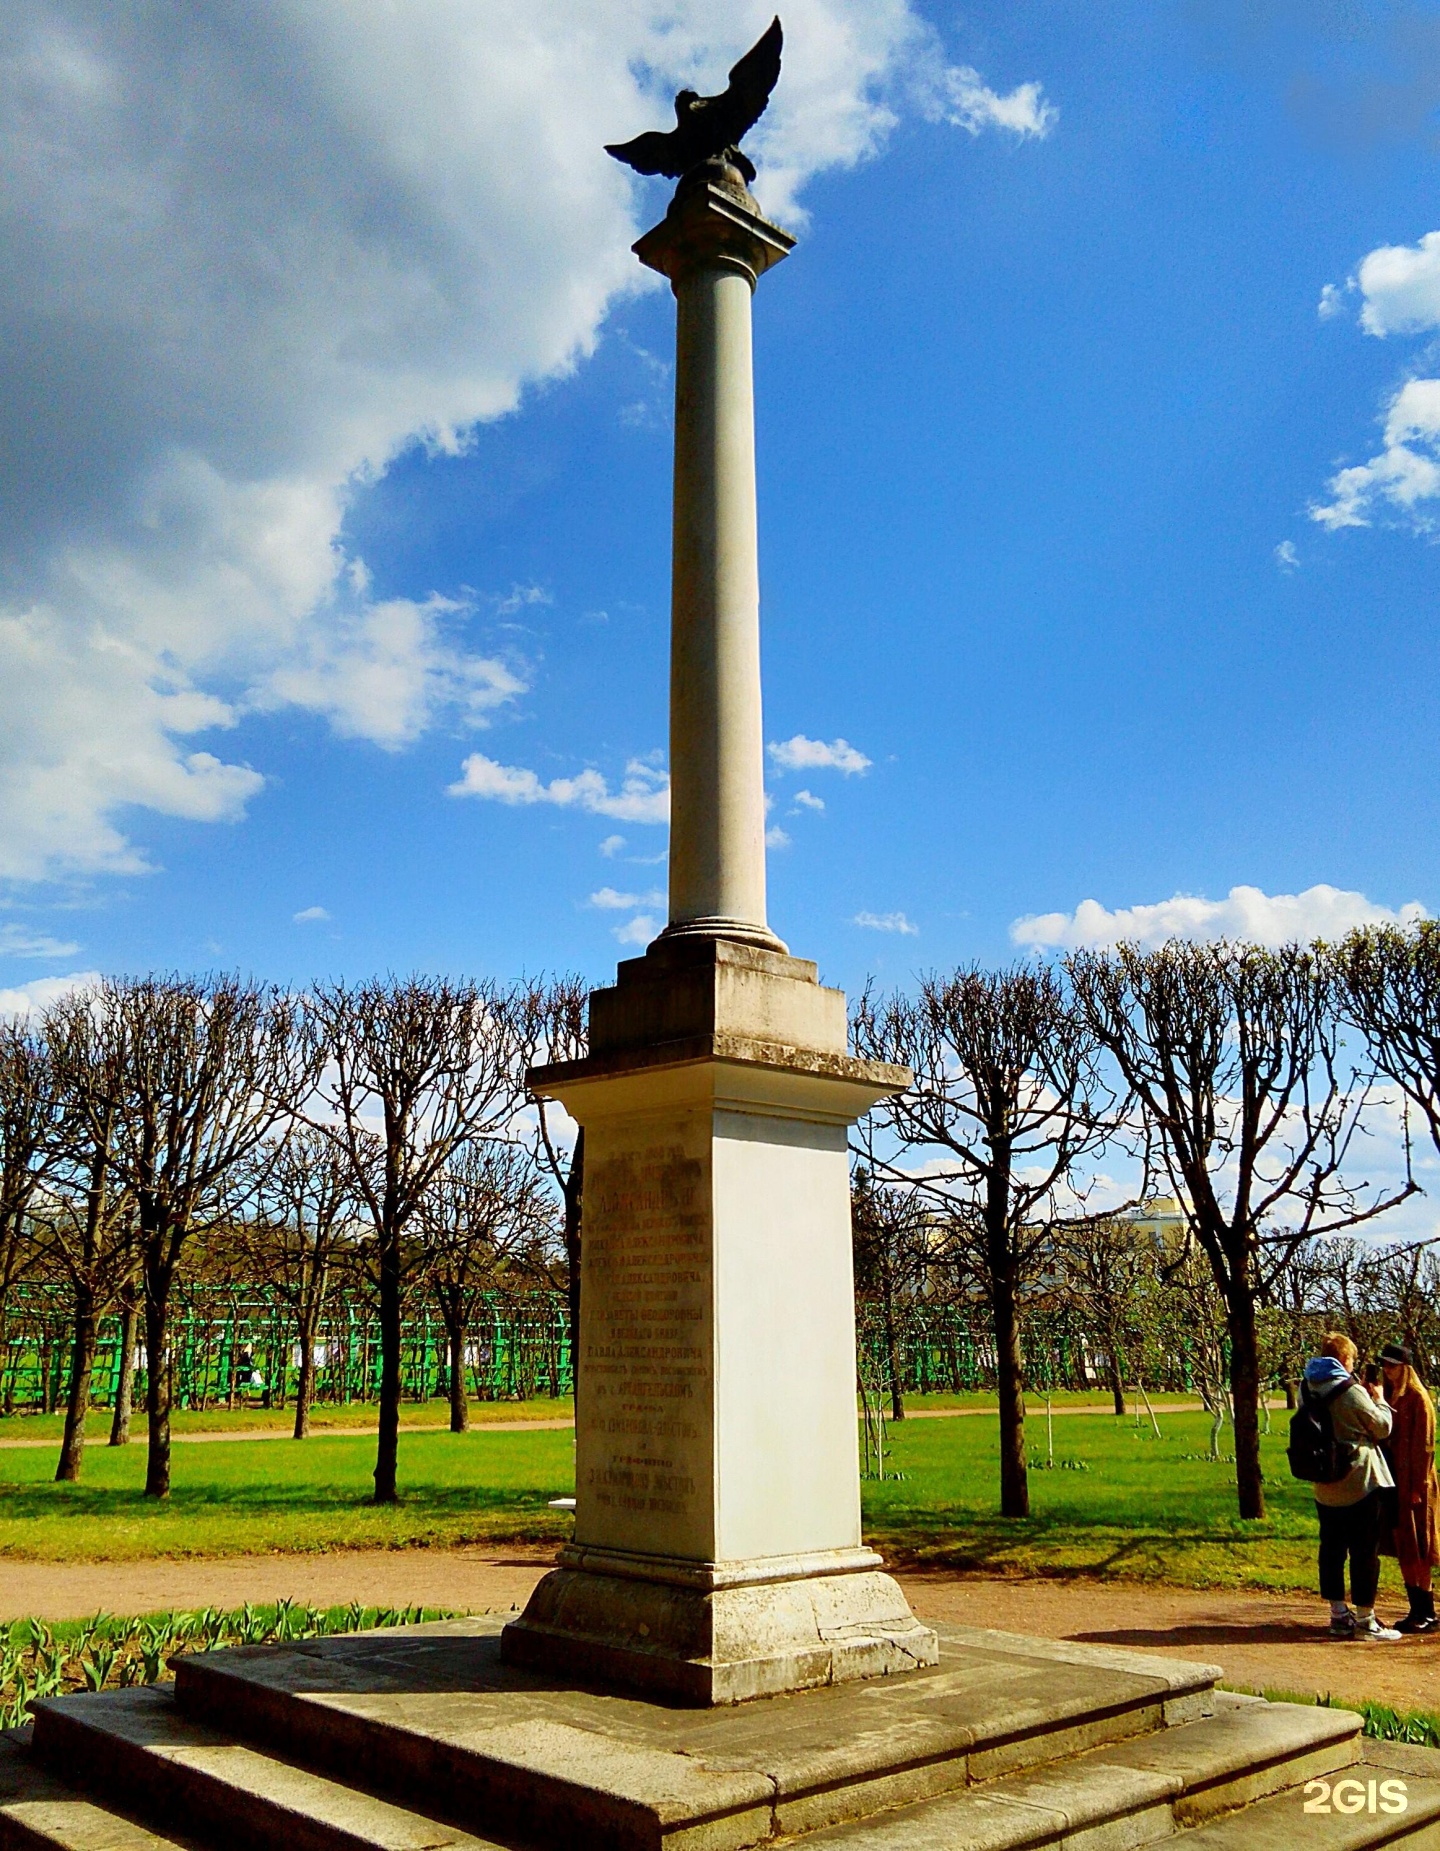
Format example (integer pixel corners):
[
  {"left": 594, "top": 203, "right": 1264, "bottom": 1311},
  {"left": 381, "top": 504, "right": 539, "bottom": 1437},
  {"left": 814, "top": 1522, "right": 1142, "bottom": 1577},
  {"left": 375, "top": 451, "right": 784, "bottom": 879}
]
[{"left": 1381, "top": 1342, "right": 1440, "bottom": 1634}]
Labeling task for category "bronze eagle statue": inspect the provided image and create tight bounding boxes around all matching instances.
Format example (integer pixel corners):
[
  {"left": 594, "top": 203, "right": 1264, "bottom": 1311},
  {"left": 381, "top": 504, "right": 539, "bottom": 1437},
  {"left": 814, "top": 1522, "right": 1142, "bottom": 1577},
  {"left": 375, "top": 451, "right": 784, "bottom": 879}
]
[{"left": 606, "top": 17, "right": 782, "bottom": 185}]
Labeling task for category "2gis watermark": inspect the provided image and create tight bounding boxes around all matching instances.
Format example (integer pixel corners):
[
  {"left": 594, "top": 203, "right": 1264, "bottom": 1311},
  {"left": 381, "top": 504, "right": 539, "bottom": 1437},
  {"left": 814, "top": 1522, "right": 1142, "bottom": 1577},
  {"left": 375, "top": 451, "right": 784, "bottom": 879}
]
[{"left": 1303, "top": 1774, "right": 1408, "bottom": 1816}]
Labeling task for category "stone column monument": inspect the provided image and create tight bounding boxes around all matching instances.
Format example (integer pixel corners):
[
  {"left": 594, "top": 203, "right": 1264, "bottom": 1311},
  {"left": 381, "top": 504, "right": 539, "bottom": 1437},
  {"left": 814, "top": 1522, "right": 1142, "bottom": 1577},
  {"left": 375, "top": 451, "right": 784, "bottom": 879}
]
[{"left": 502, "top": 28, "right": 937, "bottom": 1705}]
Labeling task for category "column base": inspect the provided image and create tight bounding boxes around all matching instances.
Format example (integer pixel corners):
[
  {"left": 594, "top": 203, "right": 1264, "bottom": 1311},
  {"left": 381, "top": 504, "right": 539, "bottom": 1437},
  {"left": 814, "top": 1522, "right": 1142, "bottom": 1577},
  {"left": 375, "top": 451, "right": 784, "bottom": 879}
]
[
  {"left": 501, "top": 1547, "right": 939, "bottom": 1705},
  {"left": 655, "top": 915, "right": 789, "bottom": 955}
]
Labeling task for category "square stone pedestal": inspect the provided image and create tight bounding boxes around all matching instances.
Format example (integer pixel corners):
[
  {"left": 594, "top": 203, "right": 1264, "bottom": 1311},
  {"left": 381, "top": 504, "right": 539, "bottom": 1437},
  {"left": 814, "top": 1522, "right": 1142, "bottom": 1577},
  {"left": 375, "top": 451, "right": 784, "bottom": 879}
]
[{"left": 501, "top": 936, "right": 937, "bottom": 1702}]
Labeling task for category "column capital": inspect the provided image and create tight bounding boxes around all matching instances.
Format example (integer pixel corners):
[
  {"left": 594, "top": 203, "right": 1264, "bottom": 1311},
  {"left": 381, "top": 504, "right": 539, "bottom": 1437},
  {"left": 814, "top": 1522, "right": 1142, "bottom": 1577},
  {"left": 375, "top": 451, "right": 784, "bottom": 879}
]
[{"left": 634, "top": 163, "right": 795, "bottom": 291}]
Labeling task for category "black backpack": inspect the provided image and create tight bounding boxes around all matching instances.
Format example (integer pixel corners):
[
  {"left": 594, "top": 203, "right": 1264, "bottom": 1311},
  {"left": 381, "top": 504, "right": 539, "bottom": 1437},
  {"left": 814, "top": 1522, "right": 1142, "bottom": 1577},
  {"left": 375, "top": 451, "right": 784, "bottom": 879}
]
[{"left": 1287, "top": 1376, "right": 1360, "bottom": 1484}]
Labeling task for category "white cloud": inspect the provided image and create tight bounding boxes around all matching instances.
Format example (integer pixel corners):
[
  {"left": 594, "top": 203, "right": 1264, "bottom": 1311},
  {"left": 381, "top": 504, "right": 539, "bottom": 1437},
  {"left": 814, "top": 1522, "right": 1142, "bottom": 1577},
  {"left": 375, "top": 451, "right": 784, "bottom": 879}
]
[
  {"left": 589, "top": 886, "right": 665, "bottom": 910},
  {"left": 1356, "top": 230, "right": 1440, "bottom": 337},
  {"left": 1317, "top": 281, "right": 1348, "bottom": 321},
  {"left": 5, "top": 3, "right": 1028, "bottom": 882},
  {"left": 765, "top": 824, "right": 792, "bottom": 848},
  {"left": 598, "top": 835, "right": 626, "bottom": 858},
  {"left": 1274, "top": 540, "right": 1299, "bottom": 572},
  {"left": 769, "top": 734, "right": 872, "bottom": 775},
  {"left": 261, "top": 597, "right": 525, "bottom": 750},
  {"left": 0, "top": 923, "right": 81, "bottom": 959},
  {"left": 1310, "top": 378, "right": 1440, "bottom": 531},
  {"left": 792, "top": 788, "right": 825, "bottom": 811},
  {"left": 495, "top": 584, "right": 553, "bottom": 616},
  {"left": 919, "top": 64, "right": 1057, "bottom": 139},
  {"left": 854, "top": 909, "right": 918, "bottom": 935},
  {"left": 448, "top": 754, "right": 669, "bottom": 823},
  {"left": 1011, "top": 884, "right": 1428, "bottom": 952},
  {"left": 1312, "top": 229, "right": 1440, "bottom": 536},
  {"left": 614, "top": 913, "right": 659, "bottom": 947},
  {"left": 0, "top": 971, "right": 100, "bottom": 1019},
  {"left": 293, "top": 905, "right": 330, "bottom": 924}
]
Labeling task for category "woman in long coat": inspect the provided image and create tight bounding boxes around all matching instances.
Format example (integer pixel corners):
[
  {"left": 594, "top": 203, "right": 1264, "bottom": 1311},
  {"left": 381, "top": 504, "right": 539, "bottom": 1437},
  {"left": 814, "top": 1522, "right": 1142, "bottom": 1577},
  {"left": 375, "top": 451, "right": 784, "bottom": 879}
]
[{"left": 1381, "top": 1342, "right": 1440, "bottom": 1634}]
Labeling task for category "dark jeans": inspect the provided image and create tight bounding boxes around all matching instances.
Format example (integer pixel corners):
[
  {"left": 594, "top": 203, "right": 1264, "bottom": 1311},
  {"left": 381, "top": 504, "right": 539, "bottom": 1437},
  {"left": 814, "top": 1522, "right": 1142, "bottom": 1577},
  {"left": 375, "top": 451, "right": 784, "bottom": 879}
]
[{"left": 1317, "top": 1492, "right": 1383, "bottom": 1607}]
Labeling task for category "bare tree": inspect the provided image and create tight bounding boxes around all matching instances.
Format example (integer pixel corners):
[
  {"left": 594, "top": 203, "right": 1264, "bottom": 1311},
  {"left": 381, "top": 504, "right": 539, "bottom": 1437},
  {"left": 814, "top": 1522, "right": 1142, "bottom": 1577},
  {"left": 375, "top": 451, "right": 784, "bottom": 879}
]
[
  {"left": 236, "top": 1126, "right": 358, "bottom": 1438},
  {"left": 43, "top": 989, "right": 144, "bottom": 1480},
  {"left": 108, "top": 1278, "right": 139, "bottom": 1446},
  {"left": 1340, "top": 921, "right": 1440, "bottom": 1156},
  {"left": 1070, "top": 940, "right": 1415, "bottom": 1520},
  {"left": 1163, "top": 1234, "right": 1234, "bottom": 1460},
  {"left": 1055, "top": 1215, "right": 1154, "bottom": 1415},
  {"left": 423, "top": 1139, "right": 556, "bottom": 1431},
  {"left": 853, "top": 965, "right": 1115, "bottom": 1518},
  {"left": 1263, "top": 1236, "right": 1333, "bottom": 1407},
  {"left": 850, "top": 1165, "right": 929, "bottom": 1420},
  {"left": 70, "top": 976, "right": 313, "bottom": 1497},
  {"left": 0, "top": 1020, "right": 64, "bottom": 1355},
  {"left": 306, "top": 977, "right": 525, "bottom": 1503},
  {"left": 514, "top": 975, "right": 588, "bottom": 1397}
]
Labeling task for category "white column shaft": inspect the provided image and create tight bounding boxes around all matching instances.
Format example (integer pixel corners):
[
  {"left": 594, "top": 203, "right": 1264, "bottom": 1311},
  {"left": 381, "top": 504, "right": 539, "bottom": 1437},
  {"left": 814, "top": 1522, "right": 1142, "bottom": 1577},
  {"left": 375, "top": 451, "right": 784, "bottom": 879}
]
[{"left": 667, "top": 261, "right": 769, "bottom": 934}]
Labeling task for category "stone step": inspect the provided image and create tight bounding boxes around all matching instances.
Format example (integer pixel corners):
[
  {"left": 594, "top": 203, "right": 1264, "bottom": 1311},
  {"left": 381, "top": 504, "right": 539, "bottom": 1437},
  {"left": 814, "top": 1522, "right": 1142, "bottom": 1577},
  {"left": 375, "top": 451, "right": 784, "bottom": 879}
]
[
  {"left": 12, "top": 1667, "right": 1423, "bottom": 1851},
  {"left": 0, "top": 1731, "right": 196, "bottom": 1851},
  {"left": 24, "top": 1690, "right": 509, "bottom": 1851},
  {"left": 164, "top": 1618, "right": 1221, "bottom": 1848},
  {"left": 1177, "top": 1738, "right": 1440, "bottom": 1848},
  {"left": 13, "top": 1690, "right": 1394, "bottom": 1851},
  {"left": 787, "top": 1698, "right": 1366, "bottom": 1847}
]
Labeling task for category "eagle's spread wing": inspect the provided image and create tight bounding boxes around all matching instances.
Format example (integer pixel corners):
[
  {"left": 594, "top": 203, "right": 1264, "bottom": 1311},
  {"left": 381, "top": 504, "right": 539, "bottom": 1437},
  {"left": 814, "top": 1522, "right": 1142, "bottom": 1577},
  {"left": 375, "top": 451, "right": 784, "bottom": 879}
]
[
  {"left": 715, "top": 17, "right": 783, "bottom": 144},
  {"left": 680, "top": 18, "right": 782, "bottom": 153},
  {"left": 606, "top": 17, "right": 783, "bottom": 179},
  {"left": 604, "top": 130, "right": 682, "bottom": 176}
]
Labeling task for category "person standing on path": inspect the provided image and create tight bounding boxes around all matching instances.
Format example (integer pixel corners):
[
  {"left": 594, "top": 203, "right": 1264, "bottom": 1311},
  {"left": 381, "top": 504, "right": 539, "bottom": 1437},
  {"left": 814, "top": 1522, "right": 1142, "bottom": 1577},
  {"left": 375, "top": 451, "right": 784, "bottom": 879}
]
[
  {"left": 1380, "top": 1342, "right": 1440, "bottom": 1635},
  {"left": 1303, "top": 1333, "right": 1400, "bottom": 1641}
]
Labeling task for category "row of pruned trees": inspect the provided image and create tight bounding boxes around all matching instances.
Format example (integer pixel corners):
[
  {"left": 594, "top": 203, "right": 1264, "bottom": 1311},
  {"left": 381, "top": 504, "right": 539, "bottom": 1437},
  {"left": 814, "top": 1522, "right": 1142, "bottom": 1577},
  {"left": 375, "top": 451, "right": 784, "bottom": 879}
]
[
  {"left": 852, "top": 922, "right": 1440, "bottom": 1524},
  {"left": 0, "top": 973, "right": 587, "bottom": 1503}
]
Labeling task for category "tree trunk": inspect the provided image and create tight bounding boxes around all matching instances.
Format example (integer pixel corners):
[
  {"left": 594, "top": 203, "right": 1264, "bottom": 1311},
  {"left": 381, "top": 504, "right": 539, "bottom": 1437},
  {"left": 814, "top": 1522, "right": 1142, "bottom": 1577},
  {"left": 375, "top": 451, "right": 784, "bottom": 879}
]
[
  {"left": 564, "top": 1130, "right": 583, "bottom": 1402},
  {"left": 993, "top": 1276, "right": 1029, "bottom": 1518},
  {"left": 293, "top": 1319, "right": 316, "bottom": 1440},
  {"left": 1108, "top": 1349, "right": 1126, "bottom": 1417},
  {"left": 882, "top": 1270, "right": 906, "bottom": 1421},
  {"left": 1283, "top": 1375, "right": 1297, "bottom": 1411},
  {"left": 109, "top": 1291, "right": 137, "bottom": 1446},
  {"left": 55, "top": 1288, "right": 97, "bottom": 1482},
  {"left": 447, "top": 1315, "right": 469, "bottom": 1433},
  {"left": 373, "top": 1233, "right": 402, "bottom": 1504},
  {"left": 143, "top": 1250, "right": 174, "bottom": 1499},
  {"left": 1227, "top": 1280, "right": 1266, "bottom": 1521}
]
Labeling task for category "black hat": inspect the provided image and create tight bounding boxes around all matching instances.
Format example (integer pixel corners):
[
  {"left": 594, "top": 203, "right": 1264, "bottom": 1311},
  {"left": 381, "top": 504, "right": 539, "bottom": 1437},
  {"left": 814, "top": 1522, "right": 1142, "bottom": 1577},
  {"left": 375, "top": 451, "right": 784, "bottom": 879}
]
[{"left": 1380, "top": 1343, "right": 1414, "bottom": 1367}]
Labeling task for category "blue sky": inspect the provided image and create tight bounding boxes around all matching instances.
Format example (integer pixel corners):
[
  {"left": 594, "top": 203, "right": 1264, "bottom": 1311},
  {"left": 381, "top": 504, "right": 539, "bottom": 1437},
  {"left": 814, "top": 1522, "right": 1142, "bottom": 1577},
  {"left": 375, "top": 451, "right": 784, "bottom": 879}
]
[{"left": 4, "top": 1, "right": 1440, "bottom": 1013}]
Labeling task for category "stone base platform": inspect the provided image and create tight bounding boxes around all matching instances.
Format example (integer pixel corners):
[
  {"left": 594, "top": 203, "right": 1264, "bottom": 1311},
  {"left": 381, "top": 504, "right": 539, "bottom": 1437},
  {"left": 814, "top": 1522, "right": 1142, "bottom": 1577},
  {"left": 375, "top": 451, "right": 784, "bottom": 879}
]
[
  {"left": 5, "top": 1619, "right": 1440, "bottom": 1850},
  {"left": 500, "top": 1549, "right": 938, "bottom": 1703}
]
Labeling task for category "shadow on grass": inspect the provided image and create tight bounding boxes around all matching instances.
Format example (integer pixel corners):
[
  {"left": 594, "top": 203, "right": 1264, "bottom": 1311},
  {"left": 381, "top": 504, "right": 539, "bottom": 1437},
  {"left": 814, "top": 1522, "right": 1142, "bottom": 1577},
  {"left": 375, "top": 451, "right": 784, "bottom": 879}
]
[{"left": 867, "top": 1507, "right": 1313, "bottom": 1591}]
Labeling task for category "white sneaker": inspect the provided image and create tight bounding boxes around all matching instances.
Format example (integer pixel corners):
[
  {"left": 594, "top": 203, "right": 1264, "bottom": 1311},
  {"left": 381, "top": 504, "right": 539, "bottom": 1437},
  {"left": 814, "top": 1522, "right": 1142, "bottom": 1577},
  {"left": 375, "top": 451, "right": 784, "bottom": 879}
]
[{"left": 1354, "top": 1615, "right": 1402, "bottom": 1641}]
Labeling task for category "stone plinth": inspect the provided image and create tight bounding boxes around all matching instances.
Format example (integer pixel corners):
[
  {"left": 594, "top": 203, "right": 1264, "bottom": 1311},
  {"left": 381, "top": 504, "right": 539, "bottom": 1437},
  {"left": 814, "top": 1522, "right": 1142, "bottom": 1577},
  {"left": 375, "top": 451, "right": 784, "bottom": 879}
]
[{"left": 502, "top": 938, "right": 937, "bottom": 1701}]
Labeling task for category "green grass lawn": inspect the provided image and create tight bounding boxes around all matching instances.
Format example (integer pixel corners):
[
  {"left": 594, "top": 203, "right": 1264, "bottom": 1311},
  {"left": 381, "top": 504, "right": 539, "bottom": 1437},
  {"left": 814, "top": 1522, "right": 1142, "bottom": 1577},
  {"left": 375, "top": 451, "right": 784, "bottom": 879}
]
[
  {"left": 0, "top": 1404, "right": 1347, "bottom": 1594},
  {"left": 0, "top": 1426, "right": 578, "bottom": 1559},
  {"left": 865, "top": 1408, "right": 1330, "bottom": 1592}
]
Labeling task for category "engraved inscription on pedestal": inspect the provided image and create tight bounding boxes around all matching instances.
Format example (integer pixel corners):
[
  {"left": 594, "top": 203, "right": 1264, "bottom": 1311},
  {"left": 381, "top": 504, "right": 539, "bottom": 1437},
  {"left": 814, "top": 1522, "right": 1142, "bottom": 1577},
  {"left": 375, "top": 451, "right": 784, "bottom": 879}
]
[{"left": 577, "top": 1118, "right": 715, "bottom": 1559}]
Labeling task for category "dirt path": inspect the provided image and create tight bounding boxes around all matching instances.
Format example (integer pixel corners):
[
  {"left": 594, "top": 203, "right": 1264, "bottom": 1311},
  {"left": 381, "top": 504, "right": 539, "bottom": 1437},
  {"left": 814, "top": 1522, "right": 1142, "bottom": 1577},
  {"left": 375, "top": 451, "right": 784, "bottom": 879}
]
[
  {"left": 0, "top": 1420, "right": 575, "bottom": 1450},
  {"left": 900, "top": 1573, "right": 1440, "bottom": 1718},
  {"left": 0, "top": 1546, "right": 558, "bottom": 1623},
  {"left": 6, "top": 1552, "right": 1438, "bottom": 1717}
]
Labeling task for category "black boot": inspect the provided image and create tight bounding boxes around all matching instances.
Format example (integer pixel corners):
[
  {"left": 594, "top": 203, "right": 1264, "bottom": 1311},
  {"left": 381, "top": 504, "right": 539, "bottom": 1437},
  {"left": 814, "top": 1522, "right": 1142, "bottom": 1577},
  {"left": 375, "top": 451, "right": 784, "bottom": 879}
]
[
  {"left": 1421, "top": 1589, "right": 1439, "bottom": 1633},
  {"left": 1395, "top": 1585, "right": 1435, "bottom": 1633}
]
